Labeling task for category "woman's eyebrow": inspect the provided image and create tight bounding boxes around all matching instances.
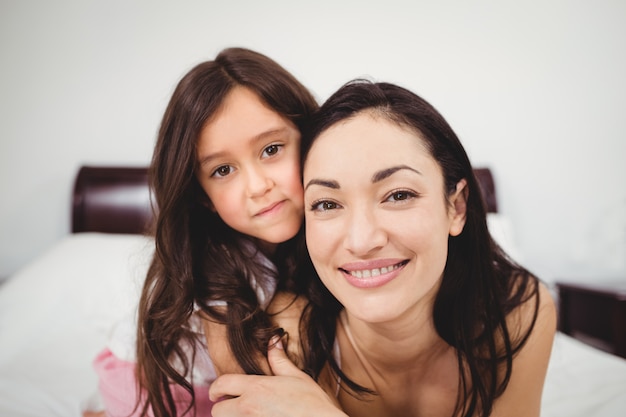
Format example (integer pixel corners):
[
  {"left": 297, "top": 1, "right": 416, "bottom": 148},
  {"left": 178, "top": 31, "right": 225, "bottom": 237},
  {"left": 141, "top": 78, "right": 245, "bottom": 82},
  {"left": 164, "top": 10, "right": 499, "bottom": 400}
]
[
  {"left": 305, "top": 165, "right": 421, "bottom": 191},
  {"left": 304, "top": 178, "right": 339, "bottom": 191},
  {"left": 372, "top": 165, "right": 421, "bottom": 183}
]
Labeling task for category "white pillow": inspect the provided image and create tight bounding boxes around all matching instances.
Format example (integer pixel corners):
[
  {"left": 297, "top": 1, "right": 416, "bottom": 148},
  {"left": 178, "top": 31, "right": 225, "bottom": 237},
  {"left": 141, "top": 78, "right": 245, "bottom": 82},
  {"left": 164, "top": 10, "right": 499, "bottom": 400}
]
[{"left": 0, "top": 233, "right": 153, "bottom": 417}]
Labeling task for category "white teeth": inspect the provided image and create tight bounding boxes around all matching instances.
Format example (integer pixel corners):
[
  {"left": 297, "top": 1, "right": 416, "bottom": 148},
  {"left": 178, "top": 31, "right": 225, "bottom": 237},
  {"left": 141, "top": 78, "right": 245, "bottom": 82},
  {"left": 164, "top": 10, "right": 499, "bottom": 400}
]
[{"left": 349, "top": 263, "right": 401, "bottom": 279}]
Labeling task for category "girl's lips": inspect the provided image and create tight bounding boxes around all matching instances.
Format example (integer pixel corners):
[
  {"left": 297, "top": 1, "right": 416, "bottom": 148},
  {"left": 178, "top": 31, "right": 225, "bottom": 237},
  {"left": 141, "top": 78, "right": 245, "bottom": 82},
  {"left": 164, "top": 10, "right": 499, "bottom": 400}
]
[
  {"left": 255, "top": 200, "right": 284, "bottom": 217},
  {"left": 339, "top": 260, "right": 408, "bottom": 289}
]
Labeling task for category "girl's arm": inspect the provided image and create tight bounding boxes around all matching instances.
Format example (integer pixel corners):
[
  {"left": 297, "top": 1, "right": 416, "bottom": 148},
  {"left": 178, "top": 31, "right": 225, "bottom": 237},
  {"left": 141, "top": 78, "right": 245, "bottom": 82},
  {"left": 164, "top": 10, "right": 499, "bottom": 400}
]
[
  {"left": 208, "top": 292, "right": 346, "bottom": 417},
  {"left": 203, "top": 315, "right": 255, "bottom": 375},
  {"left": 209, "top": 337, "right": 347, "bottom": 417},
  {"left": 201, "top": 292, "right": 307, "bottom": 376}
]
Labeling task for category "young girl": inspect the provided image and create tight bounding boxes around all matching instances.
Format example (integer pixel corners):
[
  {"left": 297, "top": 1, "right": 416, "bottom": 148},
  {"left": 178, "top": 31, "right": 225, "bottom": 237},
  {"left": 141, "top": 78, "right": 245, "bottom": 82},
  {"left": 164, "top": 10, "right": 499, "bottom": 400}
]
[
  {"left": 209, "top": 80, "right": 557, "bottom": 417},
  {"left": 89, "top": 47, "right": 318, "bottom": 417}
]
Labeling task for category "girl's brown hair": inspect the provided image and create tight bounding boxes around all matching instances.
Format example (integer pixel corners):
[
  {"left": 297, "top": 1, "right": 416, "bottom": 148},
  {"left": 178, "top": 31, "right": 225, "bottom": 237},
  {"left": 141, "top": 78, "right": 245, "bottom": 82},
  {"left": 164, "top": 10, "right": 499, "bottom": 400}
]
[{"left": 136, "top": 47, "right": 318, "bottom": 417}]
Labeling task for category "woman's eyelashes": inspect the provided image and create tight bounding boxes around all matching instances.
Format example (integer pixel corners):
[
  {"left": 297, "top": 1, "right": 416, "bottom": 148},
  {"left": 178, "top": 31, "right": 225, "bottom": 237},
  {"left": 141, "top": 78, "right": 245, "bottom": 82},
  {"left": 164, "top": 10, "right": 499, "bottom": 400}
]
[
  {"left": 384, "top": 189, "right": 419, "bottom": 203},
  {"left": 308, "top": 189, "right": 420, "bottom": 212},
  {"left": 309, "top": 199, "right": 342, "bottom": 212}
]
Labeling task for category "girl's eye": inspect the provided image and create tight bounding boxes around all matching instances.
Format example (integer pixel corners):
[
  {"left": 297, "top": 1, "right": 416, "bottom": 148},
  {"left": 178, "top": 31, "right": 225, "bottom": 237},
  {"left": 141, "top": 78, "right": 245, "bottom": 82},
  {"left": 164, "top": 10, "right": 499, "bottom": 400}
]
[
  {"left": 211, "top": 165, "right": 234, "bottom": 178},
  {"left": 386, "top": 190, "right": 417, "bottom": 202},
  {"left": 310, "top": 200, "right": 341, "bottom": 212},
  {"left": 262, "top": 144, "right": 282, "bottom": 158}
]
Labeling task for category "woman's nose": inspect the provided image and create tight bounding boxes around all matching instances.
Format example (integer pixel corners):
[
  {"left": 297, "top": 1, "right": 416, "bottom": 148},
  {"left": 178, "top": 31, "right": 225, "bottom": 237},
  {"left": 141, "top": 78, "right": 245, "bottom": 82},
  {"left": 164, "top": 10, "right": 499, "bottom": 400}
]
[{"left": 342, "top": 205, "right": 387, "bottom": 256}]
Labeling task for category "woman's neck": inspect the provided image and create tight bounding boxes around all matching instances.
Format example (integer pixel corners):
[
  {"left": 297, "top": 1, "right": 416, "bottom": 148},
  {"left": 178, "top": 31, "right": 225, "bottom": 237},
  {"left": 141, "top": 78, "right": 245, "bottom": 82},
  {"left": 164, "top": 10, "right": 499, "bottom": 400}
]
[
  {"left": 339, "top": 304, "right": 446, "bottom": 373},
  {"left": 336, "top": 305, "right": 458, "bottom": 417}
]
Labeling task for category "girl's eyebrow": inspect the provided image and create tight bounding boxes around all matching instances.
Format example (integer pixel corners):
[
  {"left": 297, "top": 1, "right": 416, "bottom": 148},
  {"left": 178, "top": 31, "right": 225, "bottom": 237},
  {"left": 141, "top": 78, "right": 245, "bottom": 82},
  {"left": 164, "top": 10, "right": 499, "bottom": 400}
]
[
  {"left": 305, "top": 165, "right": 421, "bottom": 191},
  {"left": 252, "top": 127, "right": 293, "bottom": 143},
  {"left": 198, "top": 127, "right": 292, "bottom": 167}
]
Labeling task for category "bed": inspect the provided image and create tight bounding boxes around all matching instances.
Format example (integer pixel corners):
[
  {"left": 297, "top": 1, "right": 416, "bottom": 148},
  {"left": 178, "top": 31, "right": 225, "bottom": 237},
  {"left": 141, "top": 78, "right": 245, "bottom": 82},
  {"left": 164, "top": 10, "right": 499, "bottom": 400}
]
[{"left": 1, "top": 165, "right": 625, "bottom": 417}]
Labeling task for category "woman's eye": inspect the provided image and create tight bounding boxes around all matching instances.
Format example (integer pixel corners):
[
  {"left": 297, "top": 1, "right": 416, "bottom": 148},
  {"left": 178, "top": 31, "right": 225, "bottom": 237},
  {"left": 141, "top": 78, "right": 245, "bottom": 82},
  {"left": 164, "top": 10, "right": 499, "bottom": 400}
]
[
  {"left": 262, "top": 144, "right": 282, "bottom": 158},
  {"left": 211, "top": 165, "right": 234, "bottom": 178},
  {"left": 310, "top": 200, "right": 340, "bottom": 212},
  {"left": 386, "top": 190, "right": 417, "bottom": 202}
]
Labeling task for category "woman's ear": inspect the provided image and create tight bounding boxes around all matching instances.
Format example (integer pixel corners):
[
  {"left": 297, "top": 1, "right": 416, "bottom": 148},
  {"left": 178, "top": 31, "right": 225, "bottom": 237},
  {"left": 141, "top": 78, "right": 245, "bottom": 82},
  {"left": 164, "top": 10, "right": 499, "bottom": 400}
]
[{"left": 449, "top": 178, "right": 468, "bottom": 237}]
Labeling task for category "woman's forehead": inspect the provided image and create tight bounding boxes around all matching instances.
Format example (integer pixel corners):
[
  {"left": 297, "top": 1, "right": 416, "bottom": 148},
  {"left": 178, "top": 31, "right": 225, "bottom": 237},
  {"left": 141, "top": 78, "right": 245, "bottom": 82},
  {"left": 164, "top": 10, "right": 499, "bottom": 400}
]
[
  {"left": 308, "top": 114, "right": 429, "bottom": 161},
  {"left": 304, "top": 113, "right": 438, "bottom": 182}
]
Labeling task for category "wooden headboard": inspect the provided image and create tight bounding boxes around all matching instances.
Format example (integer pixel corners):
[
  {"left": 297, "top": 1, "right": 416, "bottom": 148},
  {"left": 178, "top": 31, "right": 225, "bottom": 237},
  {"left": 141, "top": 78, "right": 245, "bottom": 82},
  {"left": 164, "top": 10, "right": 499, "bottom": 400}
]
[
  {"left": 473, "top": 168, "right": 497, "bottom": 214},
  {"left": 70, "top": 165, "right": 497, "bottom": 234},
  {"left": 72, "top": 166, "right": 154, "bottom": 234}
]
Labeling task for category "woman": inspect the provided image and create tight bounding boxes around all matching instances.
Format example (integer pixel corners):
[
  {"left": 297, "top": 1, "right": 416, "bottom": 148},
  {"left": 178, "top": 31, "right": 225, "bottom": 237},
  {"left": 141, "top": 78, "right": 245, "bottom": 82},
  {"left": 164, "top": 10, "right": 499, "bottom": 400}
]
[{"left": 209, "top": 80, "right": 557, "bottom": 417}]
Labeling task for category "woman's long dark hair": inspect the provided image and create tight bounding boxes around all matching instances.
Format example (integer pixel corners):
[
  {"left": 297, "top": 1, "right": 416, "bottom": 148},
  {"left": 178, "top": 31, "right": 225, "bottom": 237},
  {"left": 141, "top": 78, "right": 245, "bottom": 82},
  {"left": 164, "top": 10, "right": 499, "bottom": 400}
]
[
  {"left": 298, "top": 80, "right": 540, "bottom": 417},
  {"left": 136, "top": 47, "right": 318, "bottom": 417}
]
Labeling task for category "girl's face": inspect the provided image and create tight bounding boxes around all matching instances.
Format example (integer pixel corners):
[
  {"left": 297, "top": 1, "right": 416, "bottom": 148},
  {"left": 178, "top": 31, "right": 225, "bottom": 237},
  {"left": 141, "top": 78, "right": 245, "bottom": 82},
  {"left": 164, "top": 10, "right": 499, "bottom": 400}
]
[
  {"left": 196, "top": 87, "right": 304, "bottom": 246},
  {"left": 303, "top": 113, "right": 467, "bottom": 325}
]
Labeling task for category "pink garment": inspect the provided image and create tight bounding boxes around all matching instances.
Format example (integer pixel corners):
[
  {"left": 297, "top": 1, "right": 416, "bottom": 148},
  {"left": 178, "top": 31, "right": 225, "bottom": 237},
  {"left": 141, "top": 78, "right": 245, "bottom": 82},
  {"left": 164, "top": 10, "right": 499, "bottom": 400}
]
[{"left": 93, "top": 348, "right": 214, "bottom": 417}]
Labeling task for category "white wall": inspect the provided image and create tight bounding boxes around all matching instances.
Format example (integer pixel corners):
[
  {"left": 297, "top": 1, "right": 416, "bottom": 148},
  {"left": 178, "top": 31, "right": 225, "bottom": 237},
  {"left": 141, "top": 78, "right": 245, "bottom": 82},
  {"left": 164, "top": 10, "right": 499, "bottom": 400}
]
[{"left": 1, "top": 0, "right": 625, "bottom": 283}]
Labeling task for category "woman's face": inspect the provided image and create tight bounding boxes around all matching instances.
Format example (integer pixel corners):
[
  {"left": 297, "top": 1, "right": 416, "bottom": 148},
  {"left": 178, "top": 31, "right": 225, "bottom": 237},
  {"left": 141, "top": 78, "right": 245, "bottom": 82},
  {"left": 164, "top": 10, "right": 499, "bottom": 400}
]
[
  {"left": 196, "top": 86, "right": 304, "bottom": 245},
  {"left": 303, "top": 112, "right": 466, "bottom": 324}
]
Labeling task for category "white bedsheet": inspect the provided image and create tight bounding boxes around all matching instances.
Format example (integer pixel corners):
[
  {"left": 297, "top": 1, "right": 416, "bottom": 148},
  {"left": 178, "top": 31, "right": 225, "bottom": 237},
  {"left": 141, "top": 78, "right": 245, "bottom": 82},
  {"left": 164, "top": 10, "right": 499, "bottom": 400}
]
[
  {"left": 543, "top": 332, "right": 626, "bottom": 416},
  {"left": 0, "top": 233, "right": 153, "bottom": 417},
  {"left": 1, "top": 233, "right": 625, "bottom": 416}
]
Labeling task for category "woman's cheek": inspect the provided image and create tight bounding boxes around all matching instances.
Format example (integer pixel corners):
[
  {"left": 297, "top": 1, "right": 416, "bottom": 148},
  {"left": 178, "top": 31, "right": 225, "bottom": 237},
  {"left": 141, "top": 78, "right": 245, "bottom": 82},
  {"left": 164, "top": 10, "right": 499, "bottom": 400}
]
[{"left": 306, "top": 219, "right": 335, "bottom": 266}]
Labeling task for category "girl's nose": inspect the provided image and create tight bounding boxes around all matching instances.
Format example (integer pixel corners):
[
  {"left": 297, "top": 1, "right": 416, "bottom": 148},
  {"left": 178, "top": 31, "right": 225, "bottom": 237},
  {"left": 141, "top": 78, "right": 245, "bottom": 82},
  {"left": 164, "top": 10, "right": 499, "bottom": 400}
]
[{"left": 246, "top": 166, "right": 273, "bottom": 198}]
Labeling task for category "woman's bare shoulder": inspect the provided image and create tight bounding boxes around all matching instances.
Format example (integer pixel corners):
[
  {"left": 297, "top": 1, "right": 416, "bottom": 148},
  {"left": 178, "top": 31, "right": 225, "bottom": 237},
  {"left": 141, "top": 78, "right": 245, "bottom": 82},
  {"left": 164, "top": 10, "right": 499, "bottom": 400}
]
[
  {"left": 493, "top": 279, "right": 557, "bottom": 416},
  {"left": 514, "top": 278, "right": 557, "bottom": 337}
]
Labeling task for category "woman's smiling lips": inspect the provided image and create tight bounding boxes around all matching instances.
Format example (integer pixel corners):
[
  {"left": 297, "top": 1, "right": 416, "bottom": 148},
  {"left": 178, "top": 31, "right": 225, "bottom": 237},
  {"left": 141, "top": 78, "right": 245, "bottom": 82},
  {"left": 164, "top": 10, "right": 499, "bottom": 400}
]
[{"left": 339, "top": 259, "right": 408, "bottom": 288}]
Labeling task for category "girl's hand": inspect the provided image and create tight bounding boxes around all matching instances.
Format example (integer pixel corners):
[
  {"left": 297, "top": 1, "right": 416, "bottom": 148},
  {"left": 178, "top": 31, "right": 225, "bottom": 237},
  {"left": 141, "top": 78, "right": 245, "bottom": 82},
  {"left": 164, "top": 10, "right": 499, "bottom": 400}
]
[{"left": 209, "top": 337, "right": 347, "bottom": 417}]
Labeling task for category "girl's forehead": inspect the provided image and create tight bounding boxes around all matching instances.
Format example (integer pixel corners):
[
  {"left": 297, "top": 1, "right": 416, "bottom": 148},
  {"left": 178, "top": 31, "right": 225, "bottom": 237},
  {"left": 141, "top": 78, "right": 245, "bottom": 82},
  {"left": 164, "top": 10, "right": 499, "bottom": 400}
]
[{"left": 197, "top": 87, "right": 299, "bottom": 158}]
